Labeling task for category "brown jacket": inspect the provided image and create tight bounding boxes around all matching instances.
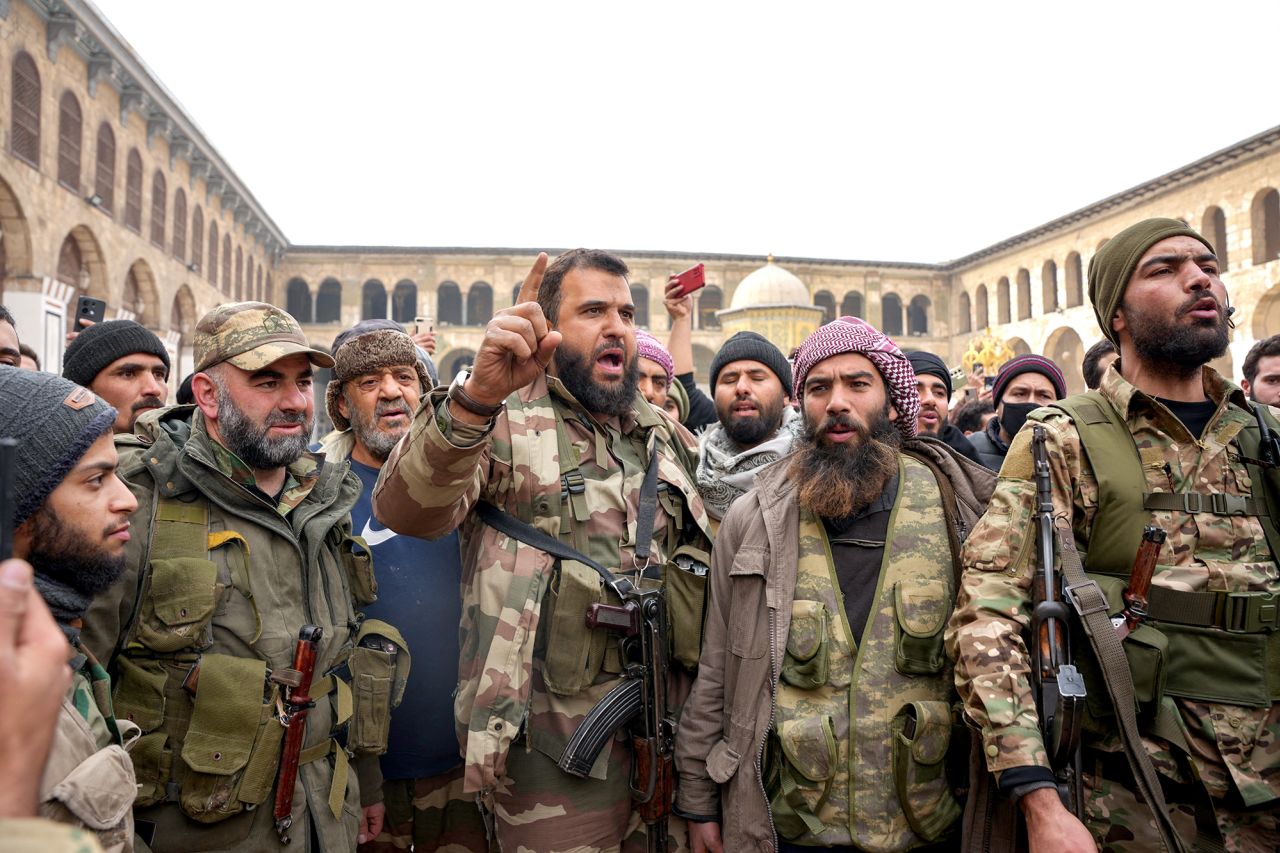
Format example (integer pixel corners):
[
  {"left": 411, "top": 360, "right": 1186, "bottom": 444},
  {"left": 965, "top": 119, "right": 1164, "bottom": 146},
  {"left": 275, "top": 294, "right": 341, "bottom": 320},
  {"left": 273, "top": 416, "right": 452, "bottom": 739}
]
[{"left": 673, "top": 438, "right": 994, "bottom": 851}]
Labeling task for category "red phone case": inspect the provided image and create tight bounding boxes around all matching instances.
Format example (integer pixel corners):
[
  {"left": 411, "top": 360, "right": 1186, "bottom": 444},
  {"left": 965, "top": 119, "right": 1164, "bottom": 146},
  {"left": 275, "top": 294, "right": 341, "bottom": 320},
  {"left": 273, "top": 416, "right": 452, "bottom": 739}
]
[{"left": 673, "top": 263, "right": 705, "bottom": 297}]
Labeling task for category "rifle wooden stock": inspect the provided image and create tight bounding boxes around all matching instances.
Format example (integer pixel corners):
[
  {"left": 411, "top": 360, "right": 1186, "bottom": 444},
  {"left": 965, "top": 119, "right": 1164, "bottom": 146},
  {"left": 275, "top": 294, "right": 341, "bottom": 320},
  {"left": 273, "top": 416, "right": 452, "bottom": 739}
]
[
  {"left": 1117, "top": 526, "right": 1167, "bottom": 640},
  {"left": 273, "top": 625, "right": 323, "bottom": 845},
  {"left": 632, "top": 734, "right": 673, "bottom": 824}
]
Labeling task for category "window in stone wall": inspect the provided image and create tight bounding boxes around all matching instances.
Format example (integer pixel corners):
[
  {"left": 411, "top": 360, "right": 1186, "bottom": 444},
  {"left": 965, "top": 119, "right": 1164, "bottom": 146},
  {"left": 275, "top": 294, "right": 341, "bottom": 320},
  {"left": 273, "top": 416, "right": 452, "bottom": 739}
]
[
  {"left": 882, "top": 293, "right": 904, "bottom": 336},
  {"left": 316, "top": 279, "right": 342, "bottom": 323},
  {"left": 1016, "top": 269, "right": 1031, "bottom": 320},
  {"left": 190, "top": 206, "right": 203, "bottom": 272},
  {"left": 1253, "top": 189, "right": 1280, "bottom": 266},
  {"left": 235, "top": 246, "right": 243, "bottom": 300},
  {"left": 392, "top": 280, "right": 417, "bottom": 323},
  {"left": 629, "top": 285, "right": 649, "bottom": 328},
  {"left": 437, "top": 281, "right": 462, "bottom": 325},
  {"left": 1203, "top": 206, "right": 1228, "bottom": 272},
  {"left": 974, "top": 284, "right": 989, "bottom": 329},
  {"left": 150, "top": 171, "right": 166, "bottom": 249},
  {"left": 996, "top": 277, "right": 1010, "bottom": 324},
  {"left": 94, "top": 123, "right": 115, "bottom": 215},
  {"left": 840, "top": 291, "right": 863, "bottom": 320},
  {"left": 11, "top": 53, "right": 41, "bottom": 168},
  {"left": 245, "top": 256, "right": 254, "bottom": 300},
  {"left": 814, "top": 290, "right": 835, "bottom": 324},
  {"left": 1041, "top": 259, "right": 1058, "bottom": 312},
  {"left": 207, "top": 221, "right": 218, "bottom": 284},
  {"left": 958, "top": 291, "right": 972, "bottom": 334},
  {"left": 124, "top": 150, "right": 143, "bottom": 233},
  {"left": 123, "top": 267, "right": 144, "bottom": 318},
  {"left": 467, "top": 282, "right": 494, "bottom": 326},
  {"left": 699, "top": 285, "right": 723, "bottom": 329},
  {"left": 257, "top": 268, "right": 264, "bottom": 302},
  {"left": 286, "top": 278, "right": 312, "bottom": 322},
  {"left": 172, "top": 190, "right": 187, "bottom": 263},
  {"left": 57, "top": 92, "right": 82, "bottom": 192},
  {"left": 222, "top": 235, "right": 231, "bottom": 293},
  {"left": 1065, "top": 252, "right": 1083, "bottom": 307},
  {"left": 362, "top": 279, "right": 388, "bottom": 319},
  {"left": 907, "top": 295, "right": 930, "bottom": 336}
]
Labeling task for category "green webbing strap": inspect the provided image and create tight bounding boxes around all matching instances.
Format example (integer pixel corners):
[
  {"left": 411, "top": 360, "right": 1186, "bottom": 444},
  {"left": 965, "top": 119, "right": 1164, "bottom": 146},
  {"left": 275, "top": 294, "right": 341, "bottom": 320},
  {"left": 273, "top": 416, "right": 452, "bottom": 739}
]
[
  {"left": 634, "top": 441, "right": 660, "bottom": 564},
  {"left": 1146, "top": 587, "right": 1280, "bottom": 632},
  {"left": 1058, "top": 518, "right": 1193, "bottom": 853},
  {"left": 777, "top": 768, "right": 829, "bottom": 837},
  {"left": 1143, "top": 492, "right": 1265, "bottom": 517},
  {"left": 552, "top": 406, "right": 591, "bottom": 556},
  {"left": 1234, "top": 409, "right": 1280, "bottom": 567},
  {"left": 152, "top": 495, "right": 209, "bottom": 560}
]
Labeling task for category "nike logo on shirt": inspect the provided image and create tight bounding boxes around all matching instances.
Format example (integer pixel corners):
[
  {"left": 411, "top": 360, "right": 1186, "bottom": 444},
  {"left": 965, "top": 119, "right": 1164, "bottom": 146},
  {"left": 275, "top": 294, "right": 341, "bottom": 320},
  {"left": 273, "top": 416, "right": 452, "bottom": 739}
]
[{"left": 360, "top": 517, "right": 398, "bottom": 547}]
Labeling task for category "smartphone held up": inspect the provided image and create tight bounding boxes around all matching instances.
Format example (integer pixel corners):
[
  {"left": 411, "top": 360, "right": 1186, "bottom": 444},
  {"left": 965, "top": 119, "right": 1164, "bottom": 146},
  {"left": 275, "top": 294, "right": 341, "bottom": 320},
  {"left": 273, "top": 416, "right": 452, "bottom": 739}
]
[{"left": 672, "top": 264, "right": 705, "bottom": 298}]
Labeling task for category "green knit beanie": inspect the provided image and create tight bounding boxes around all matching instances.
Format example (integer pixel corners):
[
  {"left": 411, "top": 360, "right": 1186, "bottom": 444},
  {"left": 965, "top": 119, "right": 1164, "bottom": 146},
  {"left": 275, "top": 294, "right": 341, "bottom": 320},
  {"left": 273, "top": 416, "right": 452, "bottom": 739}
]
[{"left": 1088, "top": 217, "right": 1214, "bottom": 345}]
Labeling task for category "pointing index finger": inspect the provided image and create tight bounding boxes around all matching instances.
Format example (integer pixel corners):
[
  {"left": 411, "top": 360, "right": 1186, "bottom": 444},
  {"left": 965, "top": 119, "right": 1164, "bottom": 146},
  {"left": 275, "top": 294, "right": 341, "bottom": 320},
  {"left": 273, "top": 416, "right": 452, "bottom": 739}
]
[{"left": 517, "top": 252, "right": 549, "bottom": 306}]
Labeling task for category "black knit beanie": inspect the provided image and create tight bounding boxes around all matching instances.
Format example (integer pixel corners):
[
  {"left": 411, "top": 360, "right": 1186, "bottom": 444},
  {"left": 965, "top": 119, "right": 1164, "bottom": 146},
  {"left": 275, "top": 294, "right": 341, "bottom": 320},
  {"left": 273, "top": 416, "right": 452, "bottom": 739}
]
[
  {"left": 710, "top": 331, "right": 794, "bottom": 397},
  {"left": 0, "top": 367, "right": 117, "bottom": 528},
  {"left": 63, "top": 319, "right": 170, "bottom": 387},
  {"left": 906, "top": 350, "right": 952, "bottom": 394}
]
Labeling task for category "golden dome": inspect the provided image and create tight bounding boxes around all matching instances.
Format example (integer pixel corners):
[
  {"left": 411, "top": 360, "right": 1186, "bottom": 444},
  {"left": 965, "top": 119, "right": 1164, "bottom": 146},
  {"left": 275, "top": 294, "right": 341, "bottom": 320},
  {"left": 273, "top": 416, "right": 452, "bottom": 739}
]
[{"left": 729, "top": 261, "right": 809, "bottom": 310}]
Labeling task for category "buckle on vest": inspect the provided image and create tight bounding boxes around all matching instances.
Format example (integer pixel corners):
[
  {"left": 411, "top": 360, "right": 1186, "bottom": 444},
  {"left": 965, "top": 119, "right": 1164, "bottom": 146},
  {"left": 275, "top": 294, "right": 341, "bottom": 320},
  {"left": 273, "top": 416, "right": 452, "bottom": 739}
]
[
  {"left": 1065, "top": 580, "right": 1110, "bottom": 617},
  {"left": 561, "top": 470, "right": 586, "bottom": 497},
  {"left": 1221, "top": 592, "right": 1280, "bottom": 633}
]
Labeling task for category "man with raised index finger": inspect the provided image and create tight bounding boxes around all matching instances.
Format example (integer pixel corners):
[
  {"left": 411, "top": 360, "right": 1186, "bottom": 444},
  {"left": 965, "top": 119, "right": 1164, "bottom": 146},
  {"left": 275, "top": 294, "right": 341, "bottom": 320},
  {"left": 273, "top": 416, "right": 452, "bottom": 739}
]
[{"left": 374, "top": 249, "right": 714, "bottom": 852}]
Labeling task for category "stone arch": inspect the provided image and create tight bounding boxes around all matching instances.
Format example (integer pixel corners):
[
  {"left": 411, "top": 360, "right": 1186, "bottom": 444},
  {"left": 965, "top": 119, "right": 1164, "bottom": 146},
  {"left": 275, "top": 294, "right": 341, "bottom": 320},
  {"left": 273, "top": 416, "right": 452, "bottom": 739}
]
[
  {"left": 170, "top": 283, "right": 197, "bottom": 338},
  {"left": 840, "top": 291, "right": 863, "bottom": 319},
  {"left": 1042, "top": 260, "right": 1059, "bottom": 313},
  {"left": 1044, "top": 326, "right": 1085, "bottom": 395},
  {"left": 1065, "top": 252, "right": 1084, "bottom": 308},
  {"left": 56, "top": 226, "right": 108, "bottom": 329},
  {"left": 392, "top": 279, "right": 417, "bottom": 323},
  {"left": 1253, "top": 283, "right": 1280, "bottom": 339},
  {"left": 1250, "top": 188, "right": 1280, "bottom": 266},
  {"left": 996, "top": 278, "right": 1010, "bottom": 324},
  {"left": 437, "top": 281, "right": 462, "bottom": 325},
  {"left": 316, "top": 278, "right": 341, "bottom": 324},
  {"left": 285, "top": 277, "right": 312, "bottom": 323},
  {"left": 692, "top": 344, "right": 716, "bottom": 385},
  {"left": 957, "top": 291, "right": 972, "bottom": 334},
  {"left": 1016, "top": 269, "right": 1032, "bottom": 320},
  {"left": 699, "top": 285, "right": 723, "bottom": 329},
  {"left": 974, "top": 284, "right": 989, "bottom": 330},
  {"left": 0, "top": 174, "right": 34, "bottom": 290},
  {"left": 814, "top": 290, "right": 835, "bottom": 324},
  {"left": 1007, "top": 336, "right": 1032, "bottom": 357},
  {"left": 907, "top": 295, "right": 930, "bottom": 337},
  {"left": 882, "top": 292, "right": 904, "bottom": 336},
  {"left": 467, "top": 281, "right": 493, "bottom": 326},
  {"left": 122, "top": 259, "right": 161, "bottom": 328},
  {"left": 362, "top": 279, "right": 387, "bottom": 320},
  {"left": 1203, "top": 206, "right": 1228, "bottom": 272},
  {"left": 440, "top": 348, "right": 476, "bottom": 383}
]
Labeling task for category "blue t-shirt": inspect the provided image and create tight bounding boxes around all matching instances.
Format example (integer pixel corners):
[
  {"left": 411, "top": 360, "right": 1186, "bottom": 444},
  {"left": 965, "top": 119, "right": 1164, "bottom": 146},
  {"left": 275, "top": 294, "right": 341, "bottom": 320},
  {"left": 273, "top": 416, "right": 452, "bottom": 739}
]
[{"left": 348, "top": 458, "right": 464, "bottom": 781}]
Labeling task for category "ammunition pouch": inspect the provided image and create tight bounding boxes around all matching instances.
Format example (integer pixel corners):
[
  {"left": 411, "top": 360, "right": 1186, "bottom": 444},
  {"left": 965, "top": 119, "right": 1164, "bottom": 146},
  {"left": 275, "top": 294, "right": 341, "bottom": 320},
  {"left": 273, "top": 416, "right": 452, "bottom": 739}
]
[
  {"left": 541, "top": 559, "right": 615, "bottom": 696},
  {"left": 893, "top": 578, "right": 949, "bottom": 676},
  {"left": 891, "top": 701, "right": 962, "bottom": 843},
  {"left": 1077, "top": 572, "right": 1280, "bottom": 735},
  {"left": 347, "top": 618, "right": 412, "bottom": 755},
  {"left": 178, "top": 654, "right": 283, "bottom": 823},
  {"left": 765, "top": 715, "right": 838, "bottom": 840},
  {"left": 339, "top": 531, "right": 377, "bottom": 607},
  {"left": 781, "top": 600, "right": 829, "bottom": 690},
  {"left": 135, "top": 557, "right": 221, "bottom": 653},
  {"left": 664, "top": 544, "right": 710, "bottom": 670}
]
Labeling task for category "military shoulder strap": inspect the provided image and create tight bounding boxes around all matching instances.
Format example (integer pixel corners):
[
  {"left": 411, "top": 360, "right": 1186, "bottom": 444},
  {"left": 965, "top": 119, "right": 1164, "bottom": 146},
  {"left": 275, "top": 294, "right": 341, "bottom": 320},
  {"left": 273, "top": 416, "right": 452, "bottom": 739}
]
[{"left": 1232, "top": 405, "right": 1280, "bottom": 565}]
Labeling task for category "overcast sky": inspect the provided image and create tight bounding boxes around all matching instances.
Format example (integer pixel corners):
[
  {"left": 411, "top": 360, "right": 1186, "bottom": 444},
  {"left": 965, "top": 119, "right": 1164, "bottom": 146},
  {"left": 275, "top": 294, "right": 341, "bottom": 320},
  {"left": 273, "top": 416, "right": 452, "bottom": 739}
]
[{"left": 91, "top": 0, "right": 1278, "bottom": 264}]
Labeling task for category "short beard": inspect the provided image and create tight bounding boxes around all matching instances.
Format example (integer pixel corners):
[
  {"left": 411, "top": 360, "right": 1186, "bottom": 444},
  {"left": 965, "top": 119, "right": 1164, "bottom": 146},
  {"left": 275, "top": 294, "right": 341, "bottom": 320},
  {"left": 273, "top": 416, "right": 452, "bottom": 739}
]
[
  {"left": 788, "top": 407, "right": 902, "bottom": 519},
  {"left": 346, "top": 393, "right": 409, "bottom": 462},
  {"left": 215, "top": 384, "right": 312, "bottom": 470},
  {"left": 25, "top": 504, "right": 127, "bottom": 601},
  {"left": 720, "top": 394, "right": 786, "bottom": 447},
  {"left": 554, "top": 340, "right": 639, "bottom": 417},
  {"left": 1125, "top": 294, "right": 1229, "bottom": 378}
]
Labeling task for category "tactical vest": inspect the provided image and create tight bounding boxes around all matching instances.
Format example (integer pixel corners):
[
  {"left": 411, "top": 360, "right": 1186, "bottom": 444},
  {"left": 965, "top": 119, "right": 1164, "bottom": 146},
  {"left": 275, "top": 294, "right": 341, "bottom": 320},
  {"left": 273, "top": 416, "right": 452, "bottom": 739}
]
[
  {"left": 1042, "top": 393, "right": 1280, "bottom": 734},
  {"left": 766, "top": 456, "right": 962, "bottom": 852},
  {"left": 109, "top": 493, "right": 410, "bottom": 831}
]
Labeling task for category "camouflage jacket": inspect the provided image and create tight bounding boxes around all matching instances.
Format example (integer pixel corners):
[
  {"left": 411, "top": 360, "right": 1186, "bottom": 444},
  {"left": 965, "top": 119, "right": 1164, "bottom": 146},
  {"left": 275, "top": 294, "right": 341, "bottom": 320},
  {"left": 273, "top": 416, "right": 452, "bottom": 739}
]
[
  {"left": 39, "top": 642, "right": 138, "bottom": 853},
  {"left": 373, "top": 372, "right": 712, "bottom": 795},
  {"left": 946, "top": 365, "right": 1280, "bottom": 806},
  {"left": 675, "top": 439, "right": 993, "bottom": 851}
]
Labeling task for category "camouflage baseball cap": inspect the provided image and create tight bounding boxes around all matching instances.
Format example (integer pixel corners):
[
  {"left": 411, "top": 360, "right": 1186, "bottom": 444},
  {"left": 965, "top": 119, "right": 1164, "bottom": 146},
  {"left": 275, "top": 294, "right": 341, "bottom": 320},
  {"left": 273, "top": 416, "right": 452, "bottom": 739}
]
[{"left": 194, "top": 302, "right": 336, "bottom": 373}]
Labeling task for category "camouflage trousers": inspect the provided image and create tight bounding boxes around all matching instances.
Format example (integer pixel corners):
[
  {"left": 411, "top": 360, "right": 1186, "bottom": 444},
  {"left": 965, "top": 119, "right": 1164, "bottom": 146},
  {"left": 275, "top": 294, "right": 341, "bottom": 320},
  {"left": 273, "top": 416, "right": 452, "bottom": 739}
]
[
  {"left": 489, "top": 735, "right": 689, "bottom": 853},
  {"left": 357, "top": 764, "right": 491, "bottom": 853},
  {"left": 1082, "top": 755, "right": 1279, "bottom": 853}
]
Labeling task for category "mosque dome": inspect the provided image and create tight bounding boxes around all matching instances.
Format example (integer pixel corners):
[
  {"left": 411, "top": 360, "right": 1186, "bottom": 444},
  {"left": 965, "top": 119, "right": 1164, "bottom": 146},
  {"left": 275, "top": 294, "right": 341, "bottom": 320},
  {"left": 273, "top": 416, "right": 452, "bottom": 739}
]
[{"left": 729, "top": 260, "right": 809, "bottom": 310}]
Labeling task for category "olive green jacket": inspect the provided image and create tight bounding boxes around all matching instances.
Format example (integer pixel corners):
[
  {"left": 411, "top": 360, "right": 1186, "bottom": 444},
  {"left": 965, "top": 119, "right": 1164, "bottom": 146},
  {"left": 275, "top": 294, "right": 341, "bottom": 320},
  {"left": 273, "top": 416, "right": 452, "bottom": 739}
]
[{"left": 83, "top": 406, "right": 371, "bottom": 853}]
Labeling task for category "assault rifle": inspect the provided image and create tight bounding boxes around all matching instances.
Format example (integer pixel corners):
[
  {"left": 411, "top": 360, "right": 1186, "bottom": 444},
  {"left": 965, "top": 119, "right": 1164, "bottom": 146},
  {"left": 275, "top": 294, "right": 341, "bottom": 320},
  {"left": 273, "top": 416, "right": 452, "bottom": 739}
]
[
  {"left": 274, "top": 625, "right": 323, "bottom": 845},
  {"left": 1028, "top": 425, "right": 1087, "bottom": 814}
]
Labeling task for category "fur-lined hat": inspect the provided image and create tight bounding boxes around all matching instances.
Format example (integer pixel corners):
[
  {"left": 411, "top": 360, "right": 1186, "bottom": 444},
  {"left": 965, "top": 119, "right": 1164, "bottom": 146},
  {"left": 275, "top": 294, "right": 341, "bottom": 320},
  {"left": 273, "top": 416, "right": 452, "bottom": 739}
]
[{"left": 325, "top": 329, "right": 429, "bottom": 431}]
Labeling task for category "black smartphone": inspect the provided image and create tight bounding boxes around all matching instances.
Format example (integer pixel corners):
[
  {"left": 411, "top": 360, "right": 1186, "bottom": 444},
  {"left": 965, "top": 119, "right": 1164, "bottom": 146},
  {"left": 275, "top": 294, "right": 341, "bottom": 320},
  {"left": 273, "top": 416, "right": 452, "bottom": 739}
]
[{"left": 75, "top": 295, "right": 107, "bottom": 327}]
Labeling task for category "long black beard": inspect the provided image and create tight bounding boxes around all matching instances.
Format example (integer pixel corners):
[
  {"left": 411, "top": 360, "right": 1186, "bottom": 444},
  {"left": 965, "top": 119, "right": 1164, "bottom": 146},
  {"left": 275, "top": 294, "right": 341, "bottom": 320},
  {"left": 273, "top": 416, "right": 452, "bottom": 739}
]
[
  {"left": 555, "top": 340, "right": 639, "bottom": 417},
  {"left": 216, "top": 385, "right": 313, "bottom": 469},
  {"left": 719, "top": 393, "right": 786, "bottom": 447},
  {"left": 26, "top": 505, "right": 127, "bottom": 625},
  {"left": 788, "top": 407, "right": 902, "bottom": 519},
  {"left": 1125, "top": 293, "right": 1229, "bottom": 378}
]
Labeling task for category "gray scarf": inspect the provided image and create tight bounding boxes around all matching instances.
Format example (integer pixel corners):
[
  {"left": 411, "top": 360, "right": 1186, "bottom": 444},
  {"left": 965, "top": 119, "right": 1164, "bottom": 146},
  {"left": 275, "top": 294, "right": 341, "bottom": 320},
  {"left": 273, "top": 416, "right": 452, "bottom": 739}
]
[{"left": 696, "top": 406, "right": 802, "bottom": 519}]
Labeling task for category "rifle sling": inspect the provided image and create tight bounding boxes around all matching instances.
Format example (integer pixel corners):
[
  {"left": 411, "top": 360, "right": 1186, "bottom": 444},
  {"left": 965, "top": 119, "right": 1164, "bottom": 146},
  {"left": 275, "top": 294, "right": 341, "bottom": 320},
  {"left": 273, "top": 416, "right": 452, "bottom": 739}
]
[
  {"left": 476, "top": 449, "right": 662, "bottom": 594},
  {"left": 1057, "top": 517, "right": 1198, "bottom": 853}
]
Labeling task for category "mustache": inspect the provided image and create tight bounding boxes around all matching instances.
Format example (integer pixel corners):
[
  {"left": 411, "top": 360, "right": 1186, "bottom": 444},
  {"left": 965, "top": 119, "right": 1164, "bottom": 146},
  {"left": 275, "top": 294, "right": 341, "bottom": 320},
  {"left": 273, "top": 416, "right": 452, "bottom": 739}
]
[
  {"left": 132, "top": 396, "right": 164, "bottom": 413},
  {"left": 1179, "top": 293, "right": 1223, "bottom": 316},
  {"left": 374, "top": 400, "right": 409, "bottom": 417},
  {"left": 265, "top": 410, "right": 307, "bottom": 427}
]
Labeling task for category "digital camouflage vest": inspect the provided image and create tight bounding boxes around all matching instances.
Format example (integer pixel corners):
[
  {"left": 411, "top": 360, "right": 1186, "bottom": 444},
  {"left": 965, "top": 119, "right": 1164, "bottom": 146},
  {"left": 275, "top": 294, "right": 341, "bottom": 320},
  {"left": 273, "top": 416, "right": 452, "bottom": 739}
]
[{"left": 767, "top": 455, "right": 962, "bottom": 853}]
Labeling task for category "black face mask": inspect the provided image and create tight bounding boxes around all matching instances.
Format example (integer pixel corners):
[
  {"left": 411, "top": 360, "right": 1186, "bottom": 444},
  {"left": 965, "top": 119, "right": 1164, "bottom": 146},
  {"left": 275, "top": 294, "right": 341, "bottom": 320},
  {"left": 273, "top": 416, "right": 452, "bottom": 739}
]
[{"left": 999, "top": 402, "right": 1041, "bottom": 441}]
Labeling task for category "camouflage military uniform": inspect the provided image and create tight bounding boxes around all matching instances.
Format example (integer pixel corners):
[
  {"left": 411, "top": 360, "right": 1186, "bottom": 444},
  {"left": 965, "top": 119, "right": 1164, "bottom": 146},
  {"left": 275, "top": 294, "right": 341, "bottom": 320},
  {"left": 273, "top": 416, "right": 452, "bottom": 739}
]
[
  {"left": 946, "top": 365, "right": 1280, "bottom": 852},
  {"left": 675, "top": 440, "right": 993, "bottom": 852},
  {"left": 40, "top": 642, "right": 139, "bottom": 853},
  {"left": 0, "top": 819, "right": 106, "bottom": 853},
  {"left": 373, "top": 373, "right": 713, "bottom": 852}
]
